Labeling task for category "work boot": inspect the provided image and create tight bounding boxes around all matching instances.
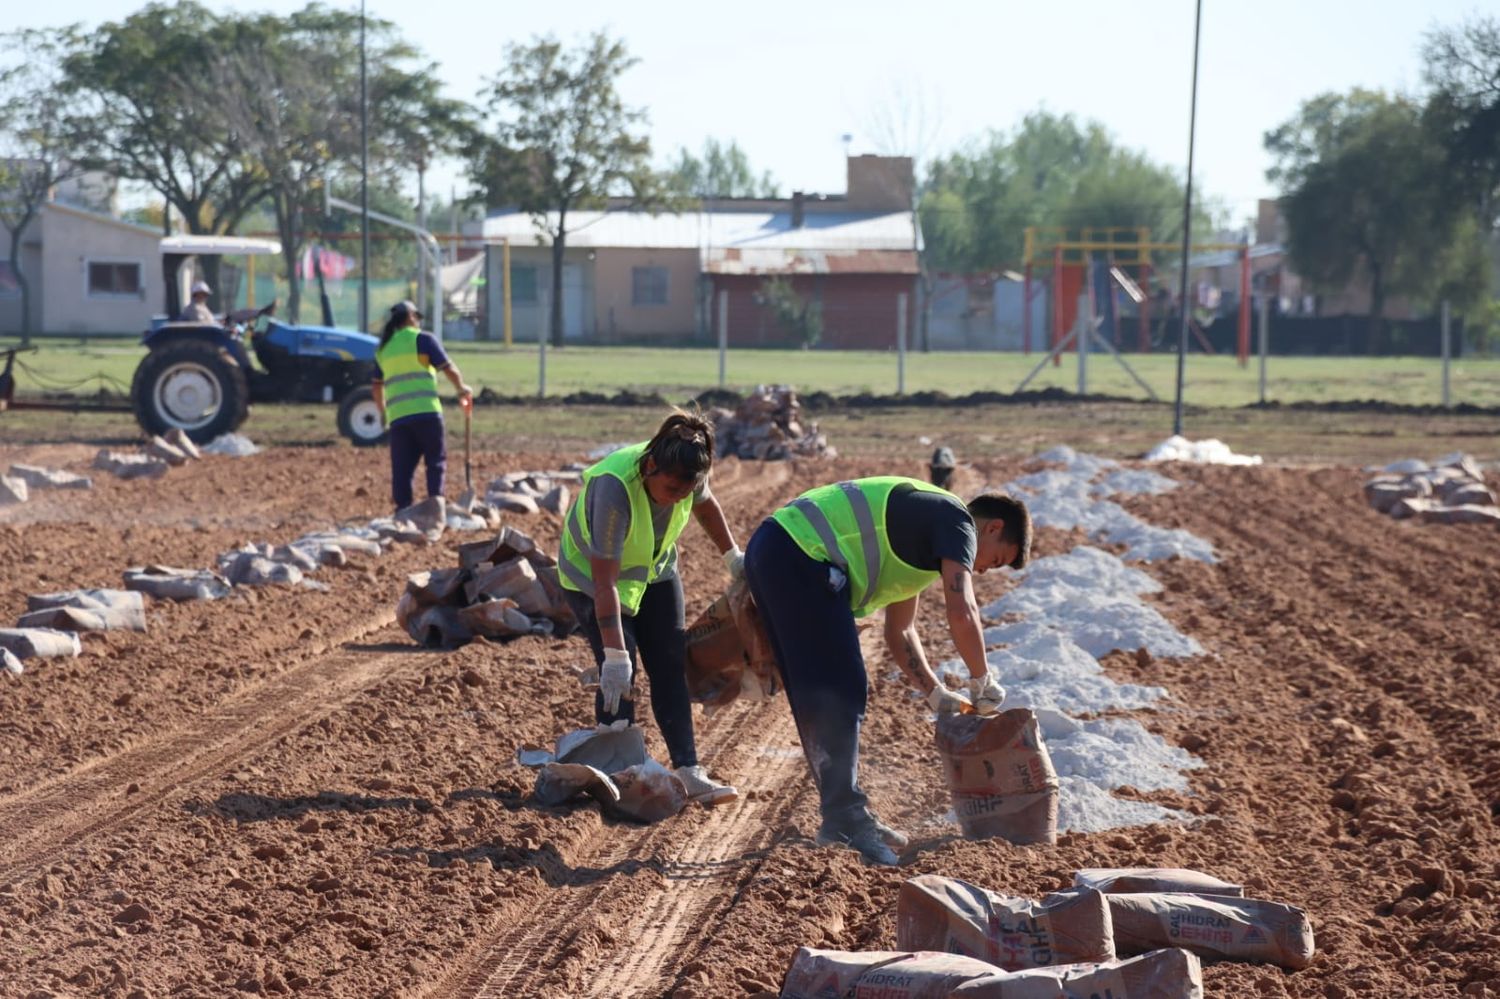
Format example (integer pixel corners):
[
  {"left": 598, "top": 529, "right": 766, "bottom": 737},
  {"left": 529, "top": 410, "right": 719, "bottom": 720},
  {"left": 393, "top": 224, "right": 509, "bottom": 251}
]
[
  {"left": 675, "top": 765, "right": 738, "bottom": 806},
  {"left": 868, "top": 815, "right": 910, "bottom": 850},
  {"left": 818, "top": 812, "right": 908, "bottom": 850},
  {"left": 816, "top": 821, "right": 901, "bottom": 867}
]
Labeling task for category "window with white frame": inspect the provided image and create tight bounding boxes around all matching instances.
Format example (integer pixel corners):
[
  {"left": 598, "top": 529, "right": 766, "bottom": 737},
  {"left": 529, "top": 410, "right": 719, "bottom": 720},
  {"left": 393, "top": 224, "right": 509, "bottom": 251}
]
[
  {"left": 632, "top": 266, "right": 668, "bottom": 306},
  {"left": 86, "top": 260, "right": 143, "bottom": 298}
]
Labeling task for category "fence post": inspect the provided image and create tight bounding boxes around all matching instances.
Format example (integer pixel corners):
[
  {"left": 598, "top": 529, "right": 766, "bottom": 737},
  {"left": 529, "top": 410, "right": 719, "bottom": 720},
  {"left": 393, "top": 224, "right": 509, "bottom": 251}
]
[
  {"left": 897, "top": 292, "right": 908, "bottom": 395},
  {"left": 1258, "top": 293, "right": 1269, "bottom": 405},
  {"left": 717, "top": 289, "right": 728, "bottom": 389},
  {"left": 1076, "top": 292, "right": 1090, "bottom": 395},
  {"left": 1441, "top": 300, "right": 1451, "bottom": 409},
  {"left": 538, "top": 287, "right": 548, "bottom": 399}
]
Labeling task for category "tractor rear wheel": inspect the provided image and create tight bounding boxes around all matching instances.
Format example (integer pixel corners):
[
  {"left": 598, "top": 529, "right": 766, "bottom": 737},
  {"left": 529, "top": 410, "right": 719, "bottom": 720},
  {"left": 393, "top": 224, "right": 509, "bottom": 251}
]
[
  {"left": 131, "top": 338, "right": 250, "bottom": 444},
  {"left": 337, "top": 385, "right": 387, "bottom": 447}
]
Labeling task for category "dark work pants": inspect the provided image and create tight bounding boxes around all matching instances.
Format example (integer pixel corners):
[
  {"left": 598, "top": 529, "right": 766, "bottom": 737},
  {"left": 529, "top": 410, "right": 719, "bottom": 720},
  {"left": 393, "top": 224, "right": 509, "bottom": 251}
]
[
  {"left": 743, "top": 518, "right": 870, "bottom": 831},
  {"left": 388, "top": 412, "right": 446, "bottom": 510},
  {"left": 564, "top": 574, "right": 698, "bottom": 770}
]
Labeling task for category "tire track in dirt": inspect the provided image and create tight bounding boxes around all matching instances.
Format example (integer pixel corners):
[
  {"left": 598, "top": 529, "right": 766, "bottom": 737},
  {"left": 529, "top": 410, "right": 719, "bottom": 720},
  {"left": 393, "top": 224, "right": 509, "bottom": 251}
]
[
  {"left": 423, "top": 456, "right": 813, "bottom": 999},
  {"left": 0, "top": 613, "right": 455, "bottom": 889},
  {"left": 424, "top": 701, "right": 806, "bottom": 999}
]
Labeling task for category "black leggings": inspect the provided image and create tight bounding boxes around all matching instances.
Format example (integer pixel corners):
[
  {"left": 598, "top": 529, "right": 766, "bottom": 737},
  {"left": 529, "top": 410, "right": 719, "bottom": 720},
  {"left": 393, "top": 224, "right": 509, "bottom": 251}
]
[{"left": 564, "top": 574, "right": 698, "bottom": 769}]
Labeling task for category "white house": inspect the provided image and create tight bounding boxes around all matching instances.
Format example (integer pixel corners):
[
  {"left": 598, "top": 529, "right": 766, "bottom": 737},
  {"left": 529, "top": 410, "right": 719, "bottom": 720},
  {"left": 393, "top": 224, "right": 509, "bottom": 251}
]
[{"left": 1, "top": 202, "right": 164, "bottom": 337}]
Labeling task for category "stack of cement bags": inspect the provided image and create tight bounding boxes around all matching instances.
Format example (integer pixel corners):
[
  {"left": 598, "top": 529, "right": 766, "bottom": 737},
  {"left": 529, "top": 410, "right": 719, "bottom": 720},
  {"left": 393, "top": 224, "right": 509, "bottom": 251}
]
[
  {"left": 19, "top": 589, "right": 146, "bottom": 633},
  {"left": 1364, "top": 453, "right": 1499, "bottom": 525},
  {"left": 396, "top": 526, "right": 576, "bottom": 648},
  {"left": 778, "top": 866, "right": 1315, "bottom": 997},
  {"left": 705, "top": 384, "right": 835, "bottom": 460},
  {"left": 93, "top": 428, "right": 202, "bottom": 480},
  {"left": 485, "top": 468, "right": 581, "bottom": 516}
]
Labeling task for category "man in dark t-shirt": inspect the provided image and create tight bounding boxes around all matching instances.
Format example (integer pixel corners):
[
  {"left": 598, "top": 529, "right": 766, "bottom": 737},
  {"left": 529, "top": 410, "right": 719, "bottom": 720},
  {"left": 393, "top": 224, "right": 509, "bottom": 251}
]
[{"left": 743, "top": 478, "right": 1032, "bottom": 865}]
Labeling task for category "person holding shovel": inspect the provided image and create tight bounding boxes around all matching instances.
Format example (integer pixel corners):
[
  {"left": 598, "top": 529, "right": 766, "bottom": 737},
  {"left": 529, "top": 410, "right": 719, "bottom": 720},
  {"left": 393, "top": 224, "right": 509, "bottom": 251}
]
[
  {"left": 372, "top": 300, "right": 473, "bottom": 512},
  {"left": 558, "top": 409, "right": 742, "bottom": 806},
  {"left": 742, "top": 479, "right": 1031, "bottom": 865}
]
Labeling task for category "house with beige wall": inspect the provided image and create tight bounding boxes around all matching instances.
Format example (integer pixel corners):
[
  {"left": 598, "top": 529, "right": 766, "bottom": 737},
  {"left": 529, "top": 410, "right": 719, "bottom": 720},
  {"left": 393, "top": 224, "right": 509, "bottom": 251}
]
[
  {"left": 478, "top": 155, "right": 919, "bottom": 346},
  {"left": 1, "top": 201, "right": 164, "bottom": 336}
]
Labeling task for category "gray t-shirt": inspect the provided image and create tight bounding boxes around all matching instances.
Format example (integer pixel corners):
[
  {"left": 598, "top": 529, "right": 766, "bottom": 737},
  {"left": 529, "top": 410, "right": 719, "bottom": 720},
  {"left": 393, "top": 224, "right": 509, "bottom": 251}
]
[{"left": 576, "top": 472, "right": 710, "bottom": 605}]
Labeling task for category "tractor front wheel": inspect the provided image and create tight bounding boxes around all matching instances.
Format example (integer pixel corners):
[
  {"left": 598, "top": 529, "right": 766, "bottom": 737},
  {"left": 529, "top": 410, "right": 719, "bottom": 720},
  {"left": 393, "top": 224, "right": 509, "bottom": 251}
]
[
  {"left": 131, "top": 339, "right": 250, "bottom": 444},
  {"left": 337, "top": 385, "right": 387, "bottom": 447}
]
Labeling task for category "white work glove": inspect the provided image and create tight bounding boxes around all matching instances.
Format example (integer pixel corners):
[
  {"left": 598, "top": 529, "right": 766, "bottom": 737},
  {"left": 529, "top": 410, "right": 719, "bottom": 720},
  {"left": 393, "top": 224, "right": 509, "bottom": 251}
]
[
  {"left": 599, "top": 647, "right": 633, "bottom": 714},
  {"left": 722, "top": 546, "right": 745, "bottom": 581},
  {"left": 969, "top": 675, "right": 1006, "bottom": 715},
  {"left": 926, "top": 685, "right": 972, "bottom": 715}
]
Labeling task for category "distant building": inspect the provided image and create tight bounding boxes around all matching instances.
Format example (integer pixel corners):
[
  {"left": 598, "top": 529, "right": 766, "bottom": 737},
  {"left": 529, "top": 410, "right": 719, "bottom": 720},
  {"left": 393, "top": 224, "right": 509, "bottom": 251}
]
[
  {"left": 0, "top": 201, "right": 164, "bottom": 336},
  {"left": 476, "top": 155, "right": 920, "bottom": 348}
]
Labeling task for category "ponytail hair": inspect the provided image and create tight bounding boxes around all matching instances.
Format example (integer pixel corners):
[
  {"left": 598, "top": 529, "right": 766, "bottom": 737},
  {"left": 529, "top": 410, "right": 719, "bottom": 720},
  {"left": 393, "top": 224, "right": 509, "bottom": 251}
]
[
  {"left": 378, "top": 314, "right": 404, "bottom": 349},
  {"left": 638, "top": 407, "right": 715, "bottom": 483}
]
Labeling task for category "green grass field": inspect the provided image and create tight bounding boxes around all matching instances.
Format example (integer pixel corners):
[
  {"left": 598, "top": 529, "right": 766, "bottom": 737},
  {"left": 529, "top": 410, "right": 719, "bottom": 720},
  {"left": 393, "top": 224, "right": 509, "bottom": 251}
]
[{"left": 4, "top": 337, "right": 1498, "bottom": 409}]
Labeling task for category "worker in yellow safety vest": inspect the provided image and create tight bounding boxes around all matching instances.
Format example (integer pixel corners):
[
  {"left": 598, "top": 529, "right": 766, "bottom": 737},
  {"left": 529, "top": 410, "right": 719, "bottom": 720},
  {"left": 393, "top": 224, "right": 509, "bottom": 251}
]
[
  {"left": 558, "top": 409, "right": 745, "bottom": 806},
  {"left": 742, "top": 477, "right": 1031, "bottom": 865},
  {"left": 372, "top": 300, "right": 472, "bottom": 511}
]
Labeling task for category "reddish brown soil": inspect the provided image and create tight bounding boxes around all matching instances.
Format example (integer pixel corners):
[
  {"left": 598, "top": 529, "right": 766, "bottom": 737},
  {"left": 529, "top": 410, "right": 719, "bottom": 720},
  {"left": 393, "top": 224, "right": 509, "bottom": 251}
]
[{"left": 1, "top": 440, "right": 1497, "bottom": 998}]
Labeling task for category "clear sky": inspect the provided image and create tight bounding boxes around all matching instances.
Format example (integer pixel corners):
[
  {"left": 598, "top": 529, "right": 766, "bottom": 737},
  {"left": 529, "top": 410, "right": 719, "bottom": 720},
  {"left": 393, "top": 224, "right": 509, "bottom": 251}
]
[{"left": 17, "top": 0, "right": 1488, "bottom": 224}]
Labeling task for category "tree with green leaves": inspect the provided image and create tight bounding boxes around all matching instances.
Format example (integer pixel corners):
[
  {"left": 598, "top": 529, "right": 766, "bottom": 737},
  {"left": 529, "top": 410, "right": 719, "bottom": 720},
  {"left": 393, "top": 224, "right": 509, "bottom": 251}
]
[
  {"left": 760, "top": 277, "right": 822, "bottom": 348},
  {"left": 62, "top": 3, "right": 273, "bottom": 277},
  {"left": 209, "top": 7, "right": 456, "bottom": 322},
  {"left": 1423, "top": 16, "right": 1500, "bottom": 227},
  {"left": 920, "top": 111, "right": 1204, "bottom": 274},
  {"left": 0, "top": 28, "right": 94, "bottom": 341},
  {"left": 469, "top": 32, "right": 672, "bottom": 346},
  {"left": 668, "top": 139, "right": 779, "bottom": 198},
  {"left": 1265, "top": 89, "right": 1470, "bottom": 338}
]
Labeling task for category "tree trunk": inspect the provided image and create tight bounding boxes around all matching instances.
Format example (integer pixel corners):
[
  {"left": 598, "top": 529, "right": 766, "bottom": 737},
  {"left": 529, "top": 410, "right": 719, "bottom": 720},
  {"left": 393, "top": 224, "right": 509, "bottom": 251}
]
[
  {"left": 276, "top": 198, "right": 303, "bottom": 324},
  {"left": 550, "top": 222, "right": 567, "bottom": 348},
  {"left": 8, "top": 225, "right": 32, "bottom": 345}
]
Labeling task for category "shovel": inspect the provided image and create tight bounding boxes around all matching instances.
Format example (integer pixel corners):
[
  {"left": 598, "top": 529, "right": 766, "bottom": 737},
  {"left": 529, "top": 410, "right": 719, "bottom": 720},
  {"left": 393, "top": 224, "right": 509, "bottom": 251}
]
[{"left": 457, "top": 400, "right": 476, "bottom": 512}]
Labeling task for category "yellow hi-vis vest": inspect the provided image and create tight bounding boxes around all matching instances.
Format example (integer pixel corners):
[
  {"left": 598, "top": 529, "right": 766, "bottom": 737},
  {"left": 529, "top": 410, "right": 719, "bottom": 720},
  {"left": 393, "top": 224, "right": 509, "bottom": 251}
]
[
  {"left": 375, "top": 327, "right": 442, "bottom": 424},
  {"left": 558, "top": 442, "right": 694, "bottom": 614},
  {"left": 772, "top": 476, "right": 950, "bottom": 618}
]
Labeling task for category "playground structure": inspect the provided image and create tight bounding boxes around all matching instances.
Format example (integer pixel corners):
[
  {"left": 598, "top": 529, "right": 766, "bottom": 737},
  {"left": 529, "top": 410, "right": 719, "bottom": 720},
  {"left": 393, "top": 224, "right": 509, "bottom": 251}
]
[{"left": 1019, "top": 227, "right": 1254, "bottom": 363}]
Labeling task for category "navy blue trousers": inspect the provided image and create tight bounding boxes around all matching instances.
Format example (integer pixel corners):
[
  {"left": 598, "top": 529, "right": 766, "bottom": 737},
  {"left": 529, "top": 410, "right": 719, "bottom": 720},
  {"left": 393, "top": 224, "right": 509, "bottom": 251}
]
[
  {"left": 563, "top": 574, "right": 699, "bottom": 769},
  {"left": 744, "top": 518, "right": 870, "bottom": 830},
  {"left": 388, "top": 412, "right": 446, "bottom": 510}
]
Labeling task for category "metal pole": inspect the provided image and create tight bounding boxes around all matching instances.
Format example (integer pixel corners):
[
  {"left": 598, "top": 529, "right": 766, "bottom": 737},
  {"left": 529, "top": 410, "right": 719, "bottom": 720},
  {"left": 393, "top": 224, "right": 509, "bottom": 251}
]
[
  {"left": 1023, "top": 263, "right": 1033, "bottom": 355},
  {"left": 1441, "top": 300, "right": 1451, "bottom": 408},
  {"left": 1051, "top": 246, "right": 1063, "bottom": 367},
  {"left": 717, "top": 288, "right": 728, "bottom": 388},
  {"left": 897, "top": 291, "right": 908, "bottom": 394},
  {"left": 502, "top": 238, "right": 512, "bottom": 349},
  {"left": 359, "top": 0, "right": 369, "bottom": 334},
  {"left": 1077, "top": 290, "right": 1090, "bottom": 396},
  {"left": 1173, "top": 0, "right": 1204, "bottom": 437},
  {"left": 1258, "top": 293, "right": 1269, "bottom": 405},
  {"left": 539, "top": 287, "right": 548, "bottom": 398}
]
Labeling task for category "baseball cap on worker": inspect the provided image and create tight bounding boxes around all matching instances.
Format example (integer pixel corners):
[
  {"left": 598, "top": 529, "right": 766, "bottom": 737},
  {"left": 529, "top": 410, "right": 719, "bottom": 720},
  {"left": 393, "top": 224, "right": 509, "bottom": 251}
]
[
  {"left": 389, "top": 299, "right": 422, "bottom": 326},
  {"left": 190, "top": 280, "right": 212, "bottom": 296}
]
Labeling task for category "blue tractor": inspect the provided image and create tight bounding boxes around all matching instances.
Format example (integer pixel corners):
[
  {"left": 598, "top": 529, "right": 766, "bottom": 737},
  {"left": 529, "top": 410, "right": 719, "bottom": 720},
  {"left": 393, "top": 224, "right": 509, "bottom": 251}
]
[{"left": 131, "top": 236, "right": 387, "bottom": 446}]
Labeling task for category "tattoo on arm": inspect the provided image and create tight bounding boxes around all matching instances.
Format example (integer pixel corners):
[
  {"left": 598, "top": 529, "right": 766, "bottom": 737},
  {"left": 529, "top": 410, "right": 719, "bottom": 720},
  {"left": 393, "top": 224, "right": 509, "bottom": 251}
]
[
  {"left": 599, "top": 613, "right": 621, "bottom": 633},
  {"left": 947, "top": 568, "right": 966, "bottom": 595}
]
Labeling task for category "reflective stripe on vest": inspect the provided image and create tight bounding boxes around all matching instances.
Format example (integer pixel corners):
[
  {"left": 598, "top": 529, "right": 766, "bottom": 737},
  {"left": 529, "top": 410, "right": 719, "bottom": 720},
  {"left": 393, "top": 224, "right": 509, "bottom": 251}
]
[
  {"left": 375, "top": 327, "right": 441, "bottom": 423},
  {"left": 557, "top": 442, "right": 693, "bottom": 614},
  {"left": 771, "top": 476, "right": 949, "bottom": 617}
]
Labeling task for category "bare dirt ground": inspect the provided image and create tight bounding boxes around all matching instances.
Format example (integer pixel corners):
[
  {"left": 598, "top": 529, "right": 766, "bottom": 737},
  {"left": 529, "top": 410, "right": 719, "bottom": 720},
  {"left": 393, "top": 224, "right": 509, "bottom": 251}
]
[{"left": 1, "top": 434, "right": 1498, "bottom": 998}]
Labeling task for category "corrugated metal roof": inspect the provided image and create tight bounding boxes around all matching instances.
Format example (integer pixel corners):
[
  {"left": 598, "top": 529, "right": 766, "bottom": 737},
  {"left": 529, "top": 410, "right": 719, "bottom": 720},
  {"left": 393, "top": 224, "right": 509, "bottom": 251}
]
[
  {"left": 481, "top": 208, "right": 918, "bottom": 253},
  {"left": 703, "top": 248, "right": 918, "bottom": 276}
]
